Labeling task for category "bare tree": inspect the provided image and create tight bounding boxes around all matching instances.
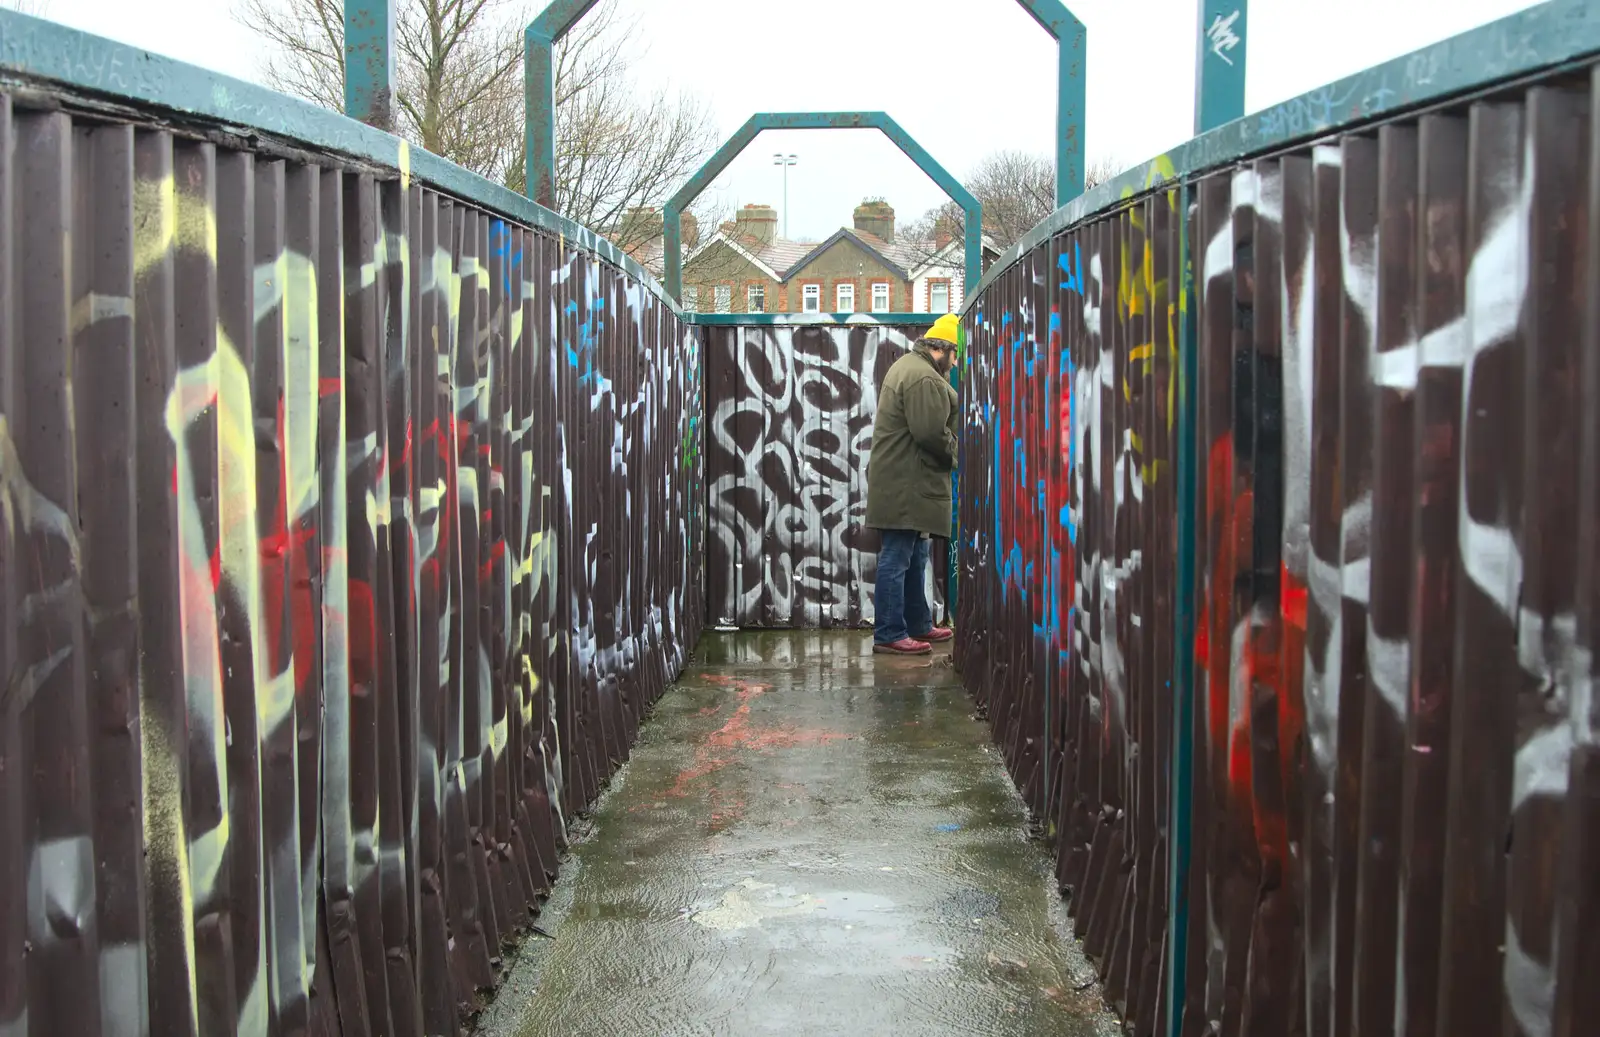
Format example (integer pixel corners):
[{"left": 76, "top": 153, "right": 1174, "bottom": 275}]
[
  {"left": 4, "top": 0, "right": 53, "bottom": 14},
  {"left": 901, "top": 151, "right": 1121, "bottom": 265},
  {"left": 964, "top": 150, "right": 1056, "bottom": 250},
  {"left": 236, "top": 0, "right": 717, "bottom": 239}
]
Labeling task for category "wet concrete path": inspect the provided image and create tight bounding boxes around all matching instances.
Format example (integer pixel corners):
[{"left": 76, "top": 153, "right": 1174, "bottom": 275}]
[{"left": 480, "top": 632, "right": 1117, "bottom": 1037}]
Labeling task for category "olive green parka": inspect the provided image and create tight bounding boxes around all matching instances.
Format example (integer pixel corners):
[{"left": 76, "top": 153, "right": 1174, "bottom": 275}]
[{"left": 865, "top": 341, "right": 958, "bottom": 537}]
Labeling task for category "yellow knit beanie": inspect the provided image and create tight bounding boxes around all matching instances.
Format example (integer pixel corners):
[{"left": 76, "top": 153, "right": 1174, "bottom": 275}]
[{"left": 926, "top": 313, "right": 961, "bottom": 346}]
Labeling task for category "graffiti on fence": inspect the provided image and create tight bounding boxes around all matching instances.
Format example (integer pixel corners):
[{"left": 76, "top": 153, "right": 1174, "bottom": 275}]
[
  {"left": 957, "top": 176, "right": 1183, "bottom": 1034},
  {"left": 705, "top": 322, "right": 947, "bottom": 629},
  {"left": 958, "top": 67, "right": 1600, "bottom": 1037},
  {"left": 0, "top": 93, "right": 703, "bottom": 1037}
]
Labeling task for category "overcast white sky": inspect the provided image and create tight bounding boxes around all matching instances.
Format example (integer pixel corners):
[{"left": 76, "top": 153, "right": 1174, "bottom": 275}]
[{"left": 23, "top": 0, "right": 1542, "bottom": 240}]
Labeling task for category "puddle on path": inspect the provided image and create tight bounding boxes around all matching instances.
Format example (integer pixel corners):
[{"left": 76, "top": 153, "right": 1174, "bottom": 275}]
[{"left": 476, "top": 631, "right": 1121, "bottom": 1037}]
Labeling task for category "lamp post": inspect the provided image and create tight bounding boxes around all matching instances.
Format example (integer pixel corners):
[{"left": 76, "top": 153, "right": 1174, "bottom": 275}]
[{"left": 773, "top": 153, "right": 798, "bottom": 239}]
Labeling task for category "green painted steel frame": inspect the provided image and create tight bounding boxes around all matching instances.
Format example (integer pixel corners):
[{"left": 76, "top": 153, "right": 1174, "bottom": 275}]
[
  {"left": 661, "top": 111, "right": 982, "bottom": 306},
  {"left": 948, "top": 321, "right": 965, "bottom": 615},
  {"left": 344, "top": 0, "right": 395, "bottom": 130},
  {"left": 1194, "top": 0, "right": 1247, "bottom": 133},
  {"left": 519, "top": 1, "right": 1085, "bottom": 219},
  {"left": 1166, "top": 181, "right": 1199, "bottom": 1037},
  {"left": 1014, "top": 0, "right": 1087, "bottom": 205},
  {"left": 967, "top": 0, "right": 1600, "bottom": 309},
  {"left": 524, "top": 0, "right": 601, "bottom": 209}
]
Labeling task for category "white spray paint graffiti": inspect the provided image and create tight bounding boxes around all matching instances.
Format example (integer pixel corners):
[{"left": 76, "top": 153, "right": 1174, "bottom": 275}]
[{"left": 707, "top": 322, "right": 933, "bottom": 629}]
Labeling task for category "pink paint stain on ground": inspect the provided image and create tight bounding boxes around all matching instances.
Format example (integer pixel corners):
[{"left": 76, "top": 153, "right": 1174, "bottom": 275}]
[
  {"left": 665, "top": 755, "right": 733, "bottom": 799},
  {"left": 741, "top": 728, "right": 852, "bottom": 750},
  {"left": 666, "top": 677, "right": 852, "bottom": 804},
  {"left": 707, "top": 788, "right": 747, "bottom": 832}
]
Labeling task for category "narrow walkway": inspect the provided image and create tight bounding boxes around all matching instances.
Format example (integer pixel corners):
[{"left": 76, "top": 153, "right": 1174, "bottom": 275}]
[{"left": 481, "top": 632, "right": 1117, "bottom": 1037}]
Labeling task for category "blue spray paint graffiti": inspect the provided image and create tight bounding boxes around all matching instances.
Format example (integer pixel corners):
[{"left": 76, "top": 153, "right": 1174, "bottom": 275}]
[{"left": 1059, "top": 241, "right": 1084, "bottom": 296}]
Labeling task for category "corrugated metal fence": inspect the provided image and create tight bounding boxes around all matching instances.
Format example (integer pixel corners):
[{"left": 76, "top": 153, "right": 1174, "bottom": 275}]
[
  {"left": 0, "top": 83, "right": 702, "bottom": 1037},
  {"left": 704, "top": 319, "right": 949, "bottom": 629},
  {"left": 957, "top": 174, "right": 1181, "bottom": 1035},
  {"left": 956, "top": 50, "right": 1600, "bottom": 1037}
]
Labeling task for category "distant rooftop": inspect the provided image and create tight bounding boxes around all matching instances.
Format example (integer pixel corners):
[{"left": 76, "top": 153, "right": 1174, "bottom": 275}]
[{"left": 622, "top": 200, "right": 997, "bottom": 281}]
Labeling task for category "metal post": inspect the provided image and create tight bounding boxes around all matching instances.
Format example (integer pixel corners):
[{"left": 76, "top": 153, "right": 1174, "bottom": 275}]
[
  {"left": 1166, "top": 182, "right": 1199, "bottom": 1037},
  {"left": 1054, "top": 17, "right": 1086, "bottom": 204},
  {"left": 663, "top": 201, "right": 684, "bottom": 303},
  {"left": 948, "top": 320, "right": 964, "bottom": 616},
  {"left": 343, "top": 0, "right": 395, "bottom": 130},
  {"left": 962, "top": 215, "right": 982, "bottom": 312},
  {"left": 525, "top": 1, "right": 601, "bottom": 208},
  {"left": 774, "top": 153, "right": 797, "bottom": 239},
  {"left": 1013, "top": 1, "right": 1087, "bottom": 206},
  {"left": 1194, "top": 0, "right": 1248, "bottom": 133}
]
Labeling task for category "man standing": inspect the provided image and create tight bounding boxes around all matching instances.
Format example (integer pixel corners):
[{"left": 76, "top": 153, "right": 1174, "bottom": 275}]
[{"left": 865, "top": 313, "right": 961, "bottom": 655}]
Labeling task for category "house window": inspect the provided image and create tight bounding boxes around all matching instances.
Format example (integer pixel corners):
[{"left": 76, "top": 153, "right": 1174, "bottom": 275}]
[
  {"left": 802, "top": 284, "right": 821, "bottom": 312},
  {"left": 929, "top": 281, "right": 950, "bottom": 314},
  {"left": 682, "top": 286, "right": 698, "bottom": 313},
  {"left": 714, "top": 284, "right": 732, "bottom": 313},
  {"left": 871, "top": 282, "right": 891, "bottom": 312},
  {"left": 836, "top": 282, "right": 855, "bottom": 313},
  {"left": 747, "top": 284, "right": 766, "bottom": 313}
]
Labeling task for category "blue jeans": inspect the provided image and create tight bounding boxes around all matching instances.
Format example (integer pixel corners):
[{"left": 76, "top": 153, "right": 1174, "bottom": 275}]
[{"left": 873, "top": 529, "right": 933, "bottom": 644}]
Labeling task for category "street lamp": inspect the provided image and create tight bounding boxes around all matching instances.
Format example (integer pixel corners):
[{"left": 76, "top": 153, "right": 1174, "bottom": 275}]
[{"left": 773, "top": 153, "right": 798, "bottom": 239}]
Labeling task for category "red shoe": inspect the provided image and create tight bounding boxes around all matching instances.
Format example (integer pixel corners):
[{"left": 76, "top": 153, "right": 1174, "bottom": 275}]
[
  {"left": 915, "top": 626, "right": 953, "bottom": 643},
  {"left": 874, "top": 637, "right": 932, "bottom": 655}
]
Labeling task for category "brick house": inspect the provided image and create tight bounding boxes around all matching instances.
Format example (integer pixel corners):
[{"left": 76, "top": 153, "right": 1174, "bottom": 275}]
[
  {"left": 659, "top": 200, "right": 996, "bottom": 315},
  {"left": 676, "top": 204, "right": 813, "bottom": 315}
]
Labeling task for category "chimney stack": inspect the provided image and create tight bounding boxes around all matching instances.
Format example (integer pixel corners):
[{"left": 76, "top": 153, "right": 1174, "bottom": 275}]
[
  {"left": 733, "top": 203, "right": 779, "bottom": 246},
  {"left": 933, "top": 210, "right": 960, "bottom": 252},
  {"left": 853, "top": 199, "right": 896, "bottom": 243},
  {"left": 681, "top": 212, "right": 700, "bottom": 251},
  {"left": 618, "top": 205, "right": 663, "bottom": 247}
]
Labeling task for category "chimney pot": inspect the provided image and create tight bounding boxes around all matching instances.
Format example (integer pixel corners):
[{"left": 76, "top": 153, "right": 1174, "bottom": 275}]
[
  {"left": 618, "top": 205, "right": 663, "bottom": 246},
  {"left": 852, "top": 199, "right": 896, "bottom": 243},
  {"left": 734, "top": 203, "right": 779, "bottom": 246}
]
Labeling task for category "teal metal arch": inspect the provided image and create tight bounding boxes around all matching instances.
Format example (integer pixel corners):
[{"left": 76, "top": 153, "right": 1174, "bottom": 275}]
[
  {"left": 523, "top": 1, "right": 1086, "bottom": 216},
  {"left": 524, "top": 0, "right": 600, "bottom": 208},
  {"left": 1014, "top": 0, "right": 1086, "bottom": 206},
  {"left": 662, "top": 112, "right": 981, "bottom": 305}
]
